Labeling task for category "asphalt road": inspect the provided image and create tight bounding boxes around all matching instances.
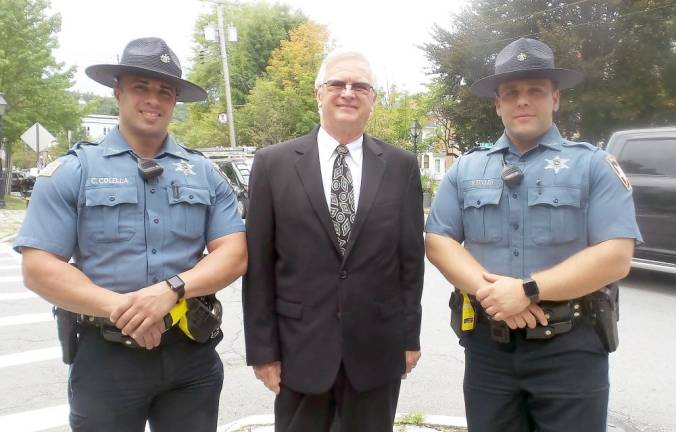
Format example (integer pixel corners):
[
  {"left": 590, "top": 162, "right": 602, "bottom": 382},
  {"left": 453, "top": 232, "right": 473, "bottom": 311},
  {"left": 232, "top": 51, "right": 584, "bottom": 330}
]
[{"left": 0, "top": 241, "right": 674, "bottom": 431}]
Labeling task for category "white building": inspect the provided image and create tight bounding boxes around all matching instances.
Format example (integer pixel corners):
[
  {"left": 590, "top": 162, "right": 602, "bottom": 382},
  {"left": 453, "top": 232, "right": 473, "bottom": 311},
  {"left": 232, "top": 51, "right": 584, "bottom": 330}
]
[
  {"left": 81, "top": 114, "right": 118, "bottom": 140},
  {"left": 419, "top": 152, "right": 452, "bottom": 181}
]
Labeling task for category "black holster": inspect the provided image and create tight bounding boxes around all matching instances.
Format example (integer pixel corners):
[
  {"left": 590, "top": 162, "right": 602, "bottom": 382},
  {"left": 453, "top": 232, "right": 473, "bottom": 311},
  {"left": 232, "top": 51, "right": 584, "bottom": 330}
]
[
  {"left": 184, "top": 295, "right": 222, "bottom": 343},
  {"left": 585, "top": 283, "right": 620, "bottom": 352},
  {"left": 53, "top": 306, "right": 78, "bottom": 364},
  {"left": 449, "top": 290, "right": 463, "bottom": 338}
]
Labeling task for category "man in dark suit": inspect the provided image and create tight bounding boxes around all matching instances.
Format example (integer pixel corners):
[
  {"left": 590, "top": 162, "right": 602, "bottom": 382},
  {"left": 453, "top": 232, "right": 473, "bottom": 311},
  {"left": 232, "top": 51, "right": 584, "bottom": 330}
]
[{"left": 243, "top": 51, "right": 425, "bottom": 432}]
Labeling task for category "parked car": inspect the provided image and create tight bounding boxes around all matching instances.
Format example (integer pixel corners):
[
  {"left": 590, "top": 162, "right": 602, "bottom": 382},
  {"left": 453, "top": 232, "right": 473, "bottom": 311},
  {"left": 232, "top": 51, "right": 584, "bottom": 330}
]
[
  {"left": 606, "top": 126, "right": 676, "bottom": 274},
  {"left": 211, "top": 162, "right": 249, "bottom": 219},
  {"left": 10, "top": 171, "right": 35, "bottom": 196}
]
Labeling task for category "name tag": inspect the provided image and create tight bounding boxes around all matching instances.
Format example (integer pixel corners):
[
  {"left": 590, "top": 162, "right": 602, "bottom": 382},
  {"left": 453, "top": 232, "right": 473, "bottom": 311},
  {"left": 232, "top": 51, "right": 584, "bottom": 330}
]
[
  {"left": 89, "top": 177, "right": 130, "bottom": 185},
  {"left": 470, "top": 179, "right": 497, "bottom": 187}
]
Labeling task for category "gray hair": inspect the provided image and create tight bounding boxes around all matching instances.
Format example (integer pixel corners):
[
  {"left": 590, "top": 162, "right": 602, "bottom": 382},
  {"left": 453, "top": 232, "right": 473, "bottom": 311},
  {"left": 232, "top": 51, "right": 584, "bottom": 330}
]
[{"left": 314, "top": 50, "right": 377, "bottom": 90}]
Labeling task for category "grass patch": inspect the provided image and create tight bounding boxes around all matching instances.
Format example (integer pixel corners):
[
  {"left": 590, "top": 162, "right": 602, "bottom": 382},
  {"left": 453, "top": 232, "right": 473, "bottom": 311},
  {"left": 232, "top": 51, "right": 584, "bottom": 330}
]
[
  {"left": 2, "top": 195, "right": 28, "bottom": 210},
  {"left": 397, "top": 412, "right": 425, "bottom": 426}
]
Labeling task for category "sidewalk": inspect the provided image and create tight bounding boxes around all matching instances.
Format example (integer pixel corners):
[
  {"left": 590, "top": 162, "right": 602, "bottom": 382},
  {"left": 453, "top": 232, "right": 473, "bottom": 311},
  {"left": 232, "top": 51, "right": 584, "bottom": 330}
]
[
  {"left": 0, "top": 209, "right": 25, "bottom": 242},
  {"left": 219, "top": 414, "right": 467, "bottom": 432}
]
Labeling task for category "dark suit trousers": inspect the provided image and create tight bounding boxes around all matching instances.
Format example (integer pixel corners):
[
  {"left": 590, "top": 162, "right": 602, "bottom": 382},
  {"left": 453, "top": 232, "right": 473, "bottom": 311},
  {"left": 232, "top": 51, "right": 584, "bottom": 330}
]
[{"left": 274, "top": 364, "right": 401, "bottom": 432}]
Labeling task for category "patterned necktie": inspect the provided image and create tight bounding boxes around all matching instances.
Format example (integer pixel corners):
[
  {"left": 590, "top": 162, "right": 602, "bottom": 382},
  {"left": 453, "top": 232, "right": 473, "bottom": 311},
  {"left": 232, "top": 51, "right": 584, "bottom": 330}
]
[{"left": 330, "top": 145, "right": 356, "bottom": 255}]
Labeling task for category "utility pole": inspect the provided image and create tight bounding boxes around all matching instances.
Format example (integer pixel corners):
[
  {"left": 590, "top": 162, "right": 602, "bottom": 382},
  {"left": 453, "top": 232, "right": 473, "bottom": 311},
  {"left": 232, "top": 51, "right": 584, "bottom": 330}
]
[{"left": 211, "top": 0, "right": 237, "bottom": 148}]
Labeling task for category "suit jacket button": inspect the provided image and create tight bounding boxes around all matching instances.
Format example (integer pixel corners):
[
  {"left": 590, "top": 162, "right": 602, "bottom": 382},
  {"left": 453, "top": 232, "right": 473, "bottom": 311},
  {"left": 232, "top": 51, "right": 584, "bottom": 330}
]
[
  {"left": 337, "top": 311, "right": 342, "bottom": 320},
  {"left": 339, "top": 270, "right": 347, "bottom": 279}
]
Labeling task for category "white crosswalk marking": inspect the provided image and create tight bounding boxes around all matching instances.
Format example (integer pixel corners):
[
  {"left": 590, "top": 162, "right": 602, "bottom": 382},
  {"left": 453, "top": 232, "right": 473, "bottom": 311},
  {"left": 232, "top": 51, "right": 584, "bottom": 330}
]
[
  {"left": 0, "top": 346, "right": 61, "bottom": 369},
  {"left": 0, "top": 276, "right": 22, "bottom": 283},
  {"left": 0, "top": 404, "right": 69, "bottom": 431},
  {"left": 0, "top": 312, "right": 53, "bottom": 327},
  {"left": 0, "top": 291, "right": 37, "bottom": 301},
  {"left": 0, "top": 264, "right": 20, "bottom": 271}
]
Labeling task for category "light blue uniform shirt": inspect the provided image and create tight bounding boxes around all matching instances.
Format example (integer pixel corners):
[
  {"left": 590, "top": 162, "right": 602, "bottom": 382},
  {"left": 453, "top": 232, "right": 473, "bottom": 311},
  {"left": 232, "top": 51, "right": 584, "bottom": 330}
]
[
  {"left": 15, "top": 127, "right": 245, "bottom": 293},
  {"left": 426, "top": 125, "right": 642, "bottom": 278}
]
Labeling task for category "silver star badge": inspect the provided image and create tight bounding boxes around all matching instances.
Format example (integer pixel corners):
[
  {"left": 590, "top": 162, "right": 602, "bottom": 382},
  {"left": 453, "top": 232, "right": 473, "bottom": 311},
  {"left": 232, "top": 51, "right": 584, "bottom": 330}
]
[
  {"left": 160, "top": 53, "right": 171, "bottom": 64},
  {"left": 174, "top": 161, "right": 195, "bottom": 176},
  {"left": 544, "top": 156, "right": 570, "bottom": 174},
  {"left": 517, "top": 52, "right": 528, "bottom": 61}
]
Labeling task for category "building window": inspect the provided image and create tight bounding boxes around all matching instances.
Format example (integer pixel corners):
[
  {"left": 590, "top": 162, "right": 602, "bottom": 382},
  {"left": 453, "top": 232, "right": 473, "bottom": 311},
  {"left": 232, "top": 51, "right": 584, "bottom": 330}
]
[
  {"left": 435, "top": 159, "right": 441, "bottom": 173},
  {"left": 423, "top": 155, "right": 430, "bottom": 169}
]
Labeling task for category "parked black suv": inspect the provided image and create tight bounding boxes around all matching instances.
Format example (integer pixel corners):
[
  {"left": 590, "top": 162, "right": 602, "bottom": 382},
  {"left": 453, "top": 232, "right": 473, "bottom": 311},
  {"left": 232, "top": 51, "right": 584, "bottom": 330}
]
[
  {"left": 606, "top": 127, "right": 676, "bottom": 274},
  {"left": 211, "top": 161, "right": 250, "bottom": 219}
]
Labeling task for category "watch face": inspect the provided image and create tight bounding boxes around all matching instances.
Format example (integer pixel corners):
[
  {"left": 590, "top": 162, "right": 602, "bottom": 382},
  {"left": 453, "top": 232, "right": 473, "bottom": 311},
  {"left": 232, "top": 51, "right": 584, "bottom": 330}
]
[
  {"left": 523, "top": 279, "right": 539, "bottom": 298},
  {"left": 168, "top": 276, "right": 184, "bottom": 289}
]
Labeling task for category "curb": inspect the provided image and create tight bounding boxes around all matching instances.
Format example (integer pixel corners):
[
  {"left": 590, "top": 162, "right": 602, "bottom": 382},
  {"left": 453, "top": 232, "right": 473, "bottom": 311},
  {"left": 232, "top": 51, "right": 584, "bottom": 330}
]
[{"left": 217, "top": 414, "right": 467, "bottom": 432}]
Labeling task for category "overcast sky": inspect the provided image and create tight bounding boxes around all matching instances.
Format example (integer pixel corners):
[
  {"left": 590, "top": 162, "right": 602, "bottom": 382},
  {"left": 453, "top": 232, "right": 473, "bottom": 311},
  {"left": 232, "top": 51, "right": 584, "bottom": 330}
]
[{"left": 49, "top": 0, "right": 467, "bottom": 96}]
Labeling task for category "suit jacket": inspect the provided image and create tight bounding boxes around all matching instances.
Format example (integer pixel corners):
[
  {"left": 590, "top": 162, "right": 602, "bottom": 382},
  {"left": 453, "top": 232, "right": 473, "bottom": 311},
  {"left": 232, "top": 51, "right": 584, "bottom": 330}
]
[{"left": 243, "top": 127, "right": 424, "bottom": 394}]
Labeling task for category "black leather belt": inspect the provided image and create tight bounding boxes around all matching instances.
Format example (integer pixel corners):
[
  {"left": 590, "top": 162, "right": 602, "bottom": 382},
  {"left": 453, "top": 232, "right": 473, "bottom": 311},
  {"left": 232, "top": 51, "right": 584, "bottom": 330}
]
[
  {"left": 78, "top": 315, "right": 141, "bottom": 348},
  {"left": 473, "top": 298, "right": 586, "bottom": 343}
]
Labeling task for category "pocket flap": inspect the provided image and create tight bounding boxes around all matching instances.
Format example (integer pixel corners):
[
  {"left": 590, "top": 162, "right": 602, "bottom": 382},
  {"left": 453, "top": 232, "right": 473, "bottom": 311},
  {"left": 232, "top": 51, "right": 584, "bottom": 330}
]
[
  {"left": 378, "top": 296, "right": 404, "bottom": 318},
  {"left": 528, "top": 186, "right": 581, "bottom": 208},
  {"left": 168, "top": 185, "right": 212, "bottom": 206},
  {"left": 463, "top": 187, "right": 503, "bottom": 209},
  {"left": 85, "top": 186, "right": 138, "bottom": 207},
  {"left": 275, "top": 299, "right": 303, "bottom": 319}
]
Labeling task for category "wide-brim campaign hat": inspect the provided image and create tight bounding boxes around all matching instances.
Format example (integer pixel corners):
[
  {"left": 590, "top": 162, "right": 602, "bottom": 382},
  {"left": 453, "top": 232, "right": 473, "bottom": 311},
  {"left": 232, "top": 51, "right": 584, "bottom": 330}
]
[
  {"left": 85, "top": 37, "right": 207, "bottom": 103},
  {"left": 470, "top": 38, "right": 584, "bottom": 98}
]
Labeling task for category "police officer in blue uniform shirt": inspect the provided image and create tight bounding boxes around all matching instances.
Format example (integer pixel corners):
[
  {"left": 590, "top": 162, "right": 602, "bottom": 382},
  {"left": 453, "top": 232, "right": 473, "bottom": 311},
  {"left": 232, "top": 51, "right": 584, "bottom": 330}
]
[
  {"left": 426, "top": 38, "right": 642, "bottom": 432},
  {"left": 14, "top": 37, "right": 247, "bottom": 431}
]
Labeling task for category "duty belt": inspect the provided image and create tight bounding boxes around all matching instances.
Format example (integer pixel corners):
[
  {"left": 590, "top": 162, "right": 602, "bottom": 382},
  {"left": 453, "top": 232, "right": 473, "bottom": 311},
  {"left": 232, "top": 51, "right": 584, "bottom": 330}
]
[
  {"left": 78, "top": 295, "right": 222, "bottom": 348},
  {"left": 474, "top": 298, "right": 586, "bottom": 344}
]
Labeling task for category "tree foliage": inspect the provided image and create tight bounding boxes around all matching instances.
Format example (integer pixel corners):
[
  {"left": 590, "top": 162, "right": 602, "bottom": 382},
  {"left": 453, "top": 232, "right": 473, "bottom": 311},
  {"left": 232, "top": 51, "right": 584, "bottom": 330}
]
[
  {"left": 173, "top": 2, "right": 306, "bottom": 147},
  {"left": 236, "top": 22, "right": 327, "bottom": 147},
  {"left": 424, "top": 0, "right": 676, "bottom": 148},
  {"left": 367, "top": 86, "right": 430, "bottom": 153},
  {"left": 0, "top": 0, "right": 80, "bottom": 162}
]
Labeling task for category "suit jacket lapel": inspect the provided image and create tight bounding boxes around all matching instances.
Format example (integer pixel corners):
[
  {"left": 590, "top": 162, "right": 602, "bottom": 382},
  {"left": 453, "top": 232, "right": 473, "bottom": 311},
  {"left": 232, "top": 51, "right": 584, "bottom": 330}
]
[
  {"left": 294, "top": 128, "right": 341, "bottom": 255},
  {"left": 342, "top": 135, "right": 385, "bottom": 262}
]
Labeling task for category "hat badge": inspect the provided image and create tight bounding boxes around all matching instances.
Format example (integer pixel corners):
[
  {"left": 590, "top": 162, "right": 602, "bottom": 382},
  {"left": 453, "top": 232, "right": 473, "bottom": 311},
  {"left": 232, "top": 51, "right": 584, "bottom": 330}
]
[
  {"left": 160, "top": 53, "right": 171, "bottom": 64},
  {"left": 517, "top": 52, "right": 528, "bottom": 61}
]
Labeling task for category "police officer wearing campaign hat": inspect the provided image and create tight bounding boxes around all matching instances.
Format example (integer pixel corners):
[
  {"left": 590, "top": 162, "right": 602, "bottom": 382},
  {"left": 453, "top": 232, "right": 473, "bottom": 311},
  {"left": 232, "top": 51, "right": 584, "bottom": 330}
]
[
  {"left": 426, "top": 38, "right": 642, "bottom": 431},
  {"left": 15, "top": 37, "right": 247, "bottom": 431}
]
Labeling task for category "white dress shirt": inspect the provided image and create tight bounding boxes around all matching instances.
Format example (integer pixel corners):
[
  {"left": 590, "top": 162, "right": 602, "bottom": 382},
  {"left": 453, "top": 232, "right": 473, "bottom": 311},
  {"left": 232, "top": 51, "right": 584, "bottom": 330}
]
[{"left": 317, "top": 127, "right": 363, "bottom": 213}]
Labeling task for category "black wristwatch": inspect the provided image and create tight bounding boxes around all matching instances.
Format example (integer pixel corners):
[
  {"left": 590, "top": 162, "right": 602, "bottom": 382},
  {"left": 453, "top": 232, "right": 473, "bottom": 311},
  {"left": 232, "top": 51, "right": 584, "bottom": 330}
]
[
  {"left": 522, "top": 277, "right": 540, "bottom": 303},
  {"left": 166, "top": 275, "right": 185, "bottom": 301}
]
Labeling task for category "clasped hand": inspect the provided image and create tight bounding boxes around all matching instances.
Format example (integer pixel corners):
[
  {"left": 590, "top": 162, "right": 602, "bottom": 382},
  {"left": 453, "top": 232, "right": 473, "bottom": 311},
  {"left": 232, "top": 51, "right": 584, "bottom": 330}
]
[
  {"left": 109, "top": 283, "right": 177, "bottom": 349},
  {"left": 476, "top": 272, "right": 548, "bottom": 329}
]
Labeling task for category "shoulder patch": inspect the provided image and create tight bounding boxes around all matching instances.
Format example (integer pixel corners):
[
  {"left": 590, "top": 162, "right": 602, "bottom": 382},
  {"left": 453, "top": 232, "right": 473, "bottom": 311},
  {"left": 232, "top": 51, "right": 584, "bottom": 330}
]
[
  {"left": 38, "top": 160, "right": 62, "bottom": 177},
  {"left": 606, "top": 154, "right": 632, "bottom": 191},
  {"left": 465, "top": 146, "right": 490, "bottom": 155}
]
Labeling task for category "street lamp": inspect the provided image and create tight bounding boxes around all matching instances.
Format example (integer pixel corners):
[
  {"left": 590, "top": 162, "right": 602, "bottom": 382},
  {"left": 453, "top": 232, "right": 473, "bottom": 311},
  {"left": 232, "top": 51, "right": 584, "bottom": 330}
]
[
  {"left": 410, "top": 119, "right": 422, "bottom": 165},
  {"left": 0, "top": 93, "right": 7, "bottom": 209}
]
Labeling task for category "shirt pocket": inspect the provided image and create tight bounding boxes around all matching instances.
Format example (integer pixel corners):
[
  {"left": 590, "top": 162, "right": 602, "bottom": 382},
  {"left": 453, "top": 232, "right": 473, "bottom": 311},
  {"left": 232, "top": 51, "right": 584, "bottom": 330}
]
[
  {"left": 462, "top": 187, "right": 503, "bottom": 243},
  {"left": 167, "top": 184, "right": 212, "bottom": 239},
  {"left": 528, "top": 186, "right": 582, "bottom": 245},
  {"left": 84, "top": 186, "right": 138, "bottom": 242}
]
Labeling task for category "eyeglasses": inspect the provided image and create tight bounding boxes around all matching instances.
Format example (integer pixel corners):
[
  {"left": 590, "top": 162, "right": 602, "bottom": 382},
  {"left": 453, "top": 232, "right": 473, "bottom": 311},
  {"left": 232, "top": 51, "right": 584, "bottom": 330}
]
[{"left": 322, "top": 80, "right": 374, "bottom": 95}]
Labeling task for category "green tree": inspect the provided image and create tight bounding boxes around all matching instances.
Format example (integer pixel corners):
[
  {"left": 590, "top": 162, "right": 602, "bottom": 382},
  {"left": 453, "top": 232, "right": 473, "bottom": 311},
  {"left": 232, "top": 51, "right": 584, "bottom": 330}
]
[
  {"left": 237, "top": 22, "right": 328, "bottom": 147},
  {"left": 173, "top": 2, "right": 306, "bottom": 147},
  {"left": 424, "top": 0, "right": 676, "bottom": 148},
  {"left": 0, "top": 0, "right": 80, "bottom": 164},
  {"left": 367, "top": 86, "right": 429, "bottom": 152}
]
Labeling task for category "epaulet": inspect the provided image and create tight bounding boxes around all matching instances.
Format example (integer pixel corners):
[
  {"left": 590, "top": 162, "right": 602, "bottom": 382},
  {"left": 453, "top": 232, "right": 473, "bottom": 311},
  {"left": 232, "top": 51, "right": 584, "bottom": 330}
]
[
  {"left": 179, "top": 144, "right": 205, "bottom": 157},
  {"left": 465, "top": 146, "right": 491, "bottom": 155},
  {"left": 69, "top": 139, "right": 101, "bottom": 151},
  {"left": 561, "top": 140, "right": 597, "bottom": 151}
]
